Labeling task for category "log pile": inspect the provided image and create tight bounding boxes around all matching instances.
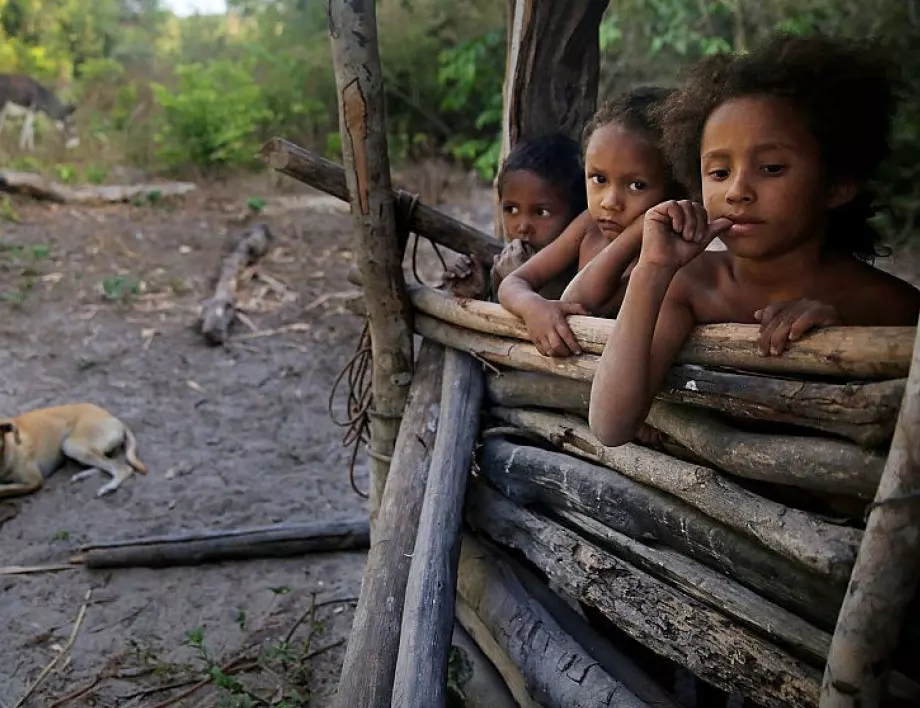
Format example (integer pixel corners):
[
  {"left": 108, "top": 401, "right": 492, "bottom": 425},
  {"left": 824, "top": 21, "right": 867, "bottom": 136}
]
[{"left": 264, "top": 143, "right": 920, "bottom": 708}]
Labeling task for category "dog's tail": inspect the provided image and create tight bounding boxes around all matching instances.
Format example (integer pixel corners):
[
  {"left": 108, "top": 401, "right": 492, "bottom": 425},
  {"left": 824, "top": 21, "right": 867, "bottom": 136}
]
[{"left": 123, "top": 425, "right": 148, "bottom": 475}]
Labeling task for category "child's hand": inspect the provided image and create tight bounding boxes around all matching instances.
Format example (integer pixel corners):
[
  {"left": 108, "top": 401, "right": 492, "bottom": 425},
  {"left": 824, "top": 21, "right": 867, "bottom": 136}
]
[
  {"left": 521, "top": 299, "right": 589, "bottom": 357},
  {"left": 442, "top": 254, "right": 488, "bottom": 299},
  {"left": 634, "top": 423, "right": 664, "bottom": 449},
  {"left": 755, "top": 299, "right": 841, "bottom": 356},
  {"left": 639, "top": 200, "right": 732, "bottom": 271},
  {"left": 493, "top": 239, "right": 537, "bottom": 285}
]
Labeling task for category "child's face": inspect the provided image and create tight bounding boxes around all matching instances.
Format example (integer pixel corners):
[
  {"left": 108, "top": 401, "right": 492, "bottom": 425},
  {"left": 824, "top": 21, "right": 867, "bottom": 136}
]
[
  {"left": 500, "top": 170, "right": 573, "bottom": 249},
  {"left": 701, "top": 96, "right": 833, "bottom": 260},
  {"left": 585, "top": 122, "right": 669, "bottom": 239}
]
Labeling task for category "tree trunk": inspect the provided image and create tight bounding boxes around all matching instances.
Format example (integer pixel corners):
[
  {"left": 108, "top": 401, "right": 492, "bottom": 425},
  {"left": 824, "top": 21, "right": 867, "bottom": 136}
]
[
  {"left": 409, "top": 283, "right": 914, "bottom": 380},
  {"left": 74, "top": 519, "right": 368, "bottom": 569},
  {"left": 332, "top": 341, "right": 443, "bottom": 708},
  {"left": 259, "top": 139, "right": 501, "bottom": 265},
  {"left": 821, "top": 319, "right": 920, "bottom": 707},
  {"left": 419, "top": 316, "right": 899, "bottom": 447},
  {"left": 448, "top": 623, "right": 520, "bottom": 708},
  {"left": 393, "top": 351, "right": 485, "bottom": 708},
  {"left": 328, "top": 0, "right": 415, "bottom": 528},
  {"left": 466, "top": 483, "right": 822, "bottom": 708},
  {"left": 491, "top": 407, "right": 861, "bottom": 584},
  {"left": 457, "top": 534, "right": 649, "bottom": 708},
  {"left": 477, "top": 437, "right": 843, "bottom": 629}
]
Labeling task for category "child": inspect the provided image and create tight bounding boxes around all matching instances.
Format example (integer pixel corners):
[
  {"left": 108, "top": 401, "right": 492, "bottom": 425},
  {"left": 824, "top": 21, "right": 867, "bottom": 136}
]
[
  {"left": 589, "top": 34, "right": 920, "bottom": 448},
  {"left": 443, "top": 131, "right": 586, "bottom": 300},
  {"left": 498, "top": 87, "right": 686, "bottom": 358}
]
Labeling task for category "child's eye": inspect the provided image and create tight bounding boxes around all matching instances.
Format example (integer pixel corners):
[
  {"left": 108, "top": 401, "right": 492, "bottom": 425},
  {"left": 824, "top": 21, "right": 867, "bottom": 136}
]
[
  {"left": 589, "top": 174, "right": 607, "bottom": 185},
  {"left": 502, "top": 204, "right": 519, "bottom": 215},
  {"left": 707, "top": 169, "right": 730, "bottom": 181},
  {"left": 761, "top": 164, "right": 786, "bottom": 175},
  {"left": 535, "top": 208, "right": 551, "bottom": 218},
  {"left": 628, "top": 181, "right": 647, "bottom": 192}
]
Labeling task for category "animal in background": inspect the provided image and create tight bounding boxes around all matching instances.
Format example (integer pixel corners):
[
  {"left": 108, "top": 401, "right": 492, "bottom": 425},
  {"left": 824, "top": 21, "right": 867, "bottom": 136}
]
[
  {"left": 1, "top": 404, "right": 147, "bottom": 499},
  {"left": 0, "top": 74, "right": 79, "bottom": 151}
]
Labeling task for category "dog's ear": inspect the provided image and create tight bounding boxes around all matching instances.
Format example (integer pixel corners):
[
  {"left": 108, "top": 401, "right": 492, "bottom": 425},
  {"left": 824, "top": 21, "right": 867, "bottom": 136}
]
[{"left": 0, "top": 421, "right": 20, "bottom": 445}]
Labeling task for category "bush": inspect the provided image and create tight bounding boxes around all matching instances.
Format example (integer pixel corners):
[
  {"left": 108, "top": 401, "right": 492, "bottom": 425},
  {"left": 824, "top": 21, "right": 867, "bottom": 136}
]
[{"left": 151, "top": 59, "right": 270, "bottom": 173}]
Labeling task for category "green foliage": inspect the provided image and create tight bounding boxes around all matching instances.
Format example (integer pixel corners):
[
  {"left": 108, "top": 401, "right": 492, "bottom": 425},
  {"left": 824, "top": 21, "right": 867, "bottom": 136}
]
[{"left": 151, "top": 60, "right": 270, "bottom": 172}]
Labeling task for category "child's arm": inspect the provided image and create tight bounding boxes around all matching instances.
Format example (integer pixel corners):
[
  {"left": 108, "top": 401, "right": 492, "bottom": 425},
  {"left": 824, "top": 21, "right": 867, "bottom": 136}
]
[
  {"left": 498, "top": 211, "right": 593, "bottom": 357},
  {"left": 561, "top": 218, "right": 644, "bottom": 316},
  {"left": 589, "top": 201, "right": 731, "bottom": 446}
]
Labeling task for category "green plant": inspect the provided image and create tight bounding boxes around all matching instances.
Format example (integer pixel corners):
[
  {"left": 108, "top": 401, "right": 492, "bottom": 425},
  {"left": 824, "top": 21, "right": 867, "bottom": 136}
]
[
  {"left": 101, "top": 274, "right": 141, "bottom": 303},
  {"left": 1, "top": 197, "right": 20, "bottom": 223},
  {"left": 245, "top": 196, "right": 266, "bottom": 214},
  {"left": 84, "top": 165, "right": 109, "bottom": 184},
  {"left": 53, "top": 164, "right": 78, "bottom": 184},
  {"left": 152, "top": 59, "right": 271, "bottom": 173}
]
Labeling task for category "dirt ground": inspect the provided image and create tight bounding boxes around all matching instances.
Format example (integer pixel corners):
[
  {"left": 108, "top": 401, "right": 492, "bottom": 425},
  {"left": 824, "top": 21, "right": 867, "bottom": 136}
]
[
  {"left": 1, "top": 168, "right": 917, "bottom": 708},
  {"left": 0, "top": 172, "right": 492, "bottom": 708}
]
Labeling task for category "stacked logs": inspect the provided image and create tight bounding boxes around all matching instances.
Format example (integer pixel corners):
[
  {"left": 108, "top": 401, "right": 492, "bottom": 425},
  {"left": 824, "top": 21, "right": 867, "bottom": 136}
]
[{"left": 262, "top": 138, "right": 920, "bottom": 708}]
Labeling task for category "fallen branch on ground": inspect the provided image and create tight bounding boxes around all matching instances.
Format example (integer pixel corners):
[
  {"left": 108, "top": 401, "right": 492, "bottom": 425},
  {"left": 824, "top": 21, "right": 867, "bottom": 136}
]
[{"left": 0, "top": 171, "right": 196, "bottom": 204}]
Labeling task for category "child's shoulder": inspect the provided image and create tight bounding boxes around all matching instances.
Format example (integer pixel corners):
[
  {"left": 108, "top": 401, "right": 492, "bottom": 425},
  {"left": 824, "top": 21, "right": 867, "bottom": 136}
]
[{"left": 833, "top": 256, "right": 920, "bottom": 326}]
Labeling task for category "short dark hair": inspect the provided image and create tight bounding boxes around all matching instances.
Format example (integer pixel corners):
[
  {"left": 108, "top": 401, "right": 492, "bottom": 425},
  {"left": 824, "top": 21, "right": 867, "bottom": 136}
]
[
  {"left": 657, "top": 34, "right": 899, "bottom": 261},
  {"left": 497, "top": 132, "right": 587, "bottom": 219}
]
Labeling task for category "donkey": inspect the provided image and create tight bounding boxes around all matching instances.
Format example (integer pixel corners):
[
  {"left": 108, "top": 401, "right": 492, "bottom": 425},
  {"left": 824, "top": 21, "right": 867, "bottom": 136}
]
[{"left": 0, "top": 74, "right": 79, "bottom": 151}]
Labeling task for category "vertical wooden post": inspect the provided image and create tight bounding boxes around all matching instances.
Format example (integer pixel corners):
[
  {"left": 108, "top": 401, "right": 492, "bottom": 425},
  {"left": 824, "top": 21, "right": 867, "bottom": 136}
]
[
  {"left": 493, "top": 0, "right": 610, "bottom": 235},
  {"left": 327, "top": 0, "right": 414, "bottom": 530},
  {"left": 820, "top": 316, "right": 920, "bottom": 708},
  {"left": 332, "top": 341, "right": 444, "bottom": 708}
]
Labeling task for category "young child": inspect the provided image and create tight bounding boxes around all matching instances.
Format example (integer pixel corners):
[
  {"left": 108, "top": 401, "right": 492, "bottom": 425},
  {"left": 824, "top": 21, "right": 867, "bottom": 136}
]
[
  {"left": 443, "top": 131, "right": 586, "bottom": 300},
  {"left": 498, "top": 87, "right": 686, "bottom": 358},
  {"left": 589, "top": 34, "right": 920, "bottom": 448}
]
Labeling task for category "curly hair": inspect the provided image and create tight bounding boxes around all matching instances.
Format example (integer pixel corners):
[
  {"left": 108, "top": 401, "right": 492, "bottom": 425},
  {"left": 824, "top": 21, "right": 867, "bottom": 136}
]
[
  {"left": 497, "top": 132, "right": 587, "bottom": 219},
  {"left": 584, "top": 86, "right": 687, "bottom": 199},
  {"left": 657, "top": 34, "right": 900, "bottom": 261}
]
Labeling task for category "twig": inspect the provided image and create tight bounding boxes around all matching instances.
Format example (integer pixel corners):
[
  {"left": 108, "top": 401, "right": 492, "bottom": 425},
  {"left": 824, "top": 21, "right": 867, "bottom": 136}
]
[
  {"left": 46, "top": 674, "right": 103, "bottom": 708},
  {"left": 283, "top": 593, "right": 318, "bottom": 646},
  {"left": 13, "top": 588, "right": 92, "bottom": 708},
  {"left": 304, "top": 639, "right": 345, "bottom": 661},
  {"left": 234, "top": 322, "right": 311, "bottom": 341},
  {"left": 147, "top": 655, "right": 257, "bottom": 708},
  {"left": 0, "top": 564, "right": 77, "bottom": 576}
]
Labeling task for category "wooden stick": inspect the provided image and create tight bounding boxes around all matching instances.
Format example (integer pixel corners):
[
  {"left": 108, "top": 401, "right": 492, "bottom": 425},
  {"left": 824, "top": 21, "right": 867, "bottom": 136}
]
[
  {"left": 501, "top": 541, "right": 682, "bottom": 708},
  {"left": 645, "top": 401, "right": 885, "bottom": 499},
  {"left": 393, "top": 350, "right": 485, "bottom": 708},
  {"left": 555, "top": 509, "right": 920, "bottom": 707},
  {"left": 467, "top": 484, "right": 822, "bottom": 708},
  {"left": 0, "top": 170, "right": 196, "bottom": 204},
  {"left": 492, "top": 407, "right": 861, "bottom": 584},
  {"left": 821, "top": 319, "right": 920, "bottom": 707},
  {"left": 198, "top": 223, "right": 274, "bottom": 346},
  {"left": 457, "top": 534, "right": 650, "bottom": 708},
  {"left": 327, "top": 0, "right": 415, "bottom": 530},
  {"left": 419, "top": 317, "right": 899, "bottom": 446},
  {"left": 477, "top": 437, "right": 843, "bottom": 629},
  {"left": 409, "top": 283, "right": 914, "bottom": 379},
  {"left": 72, "top": 519, "right": 369, "bottom": 569},
  {"left": 333, "top": 341, "right": 443, "bottom": 708},
  {"left": 259, "top": 139, "right": 501, "bottom": 265}
]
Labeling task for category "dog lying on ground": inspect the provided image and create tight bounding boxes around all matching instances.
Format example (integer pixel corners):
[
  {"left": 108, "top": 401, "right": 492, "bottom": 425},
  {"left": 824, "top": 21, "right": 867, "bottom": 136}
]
[{"left": 0, "top": 404, "right": 147, "bottom": 499}]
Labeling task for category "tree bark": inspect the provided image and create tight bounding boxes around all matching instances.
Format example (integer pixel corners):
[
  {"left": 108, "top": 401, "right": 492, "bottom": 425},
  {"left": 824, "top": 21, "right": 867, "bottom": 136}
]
[
  {"left": 409, "top": 283, "right": 914, "bottom": 379},
  {"left": 328, "top": 0, "right": 415, "bottom": 528},
  {"left": 821, "top": 319, "right": 920, "bottom": 707},
  {"left": 0, "top": 170, "right": 196, "bottom": 203},
  {"left": 645, "top": 401, "right": 885, "bottom": 500},
  {"left": 74, "top": 519, "right": 368, "bottom": 569},
  {"left": 477, "top": 437, "right": 843, "bottom": 629},
  {"left": 198, "top": 223, "right": 274, "bottom": 346},
  {"left": 457, "top": 534, "right": 649, "bottom": 708},
  {"left": 502, "top": 0, "right": 610, "bottom": 147},
  {"left": 491, "top": 407, "right": 861, "bottom": 584},
  {"left": 393, "top": 351, "right": 485, "bottom": 708},
  {"left": 259, "top": 139, "right": 501, "bottom": 264},
  {"left": 332, "top": 341, "right": 443, "bottom": 708},
  {"left": 466, "top": 483, "right": 822, "bottom": 708},
  {"left": 448, "top": 623, "right": 519, "bottom": 708},
  {"left": 419, "top": 316, "right": 899, "bottom": 447}
]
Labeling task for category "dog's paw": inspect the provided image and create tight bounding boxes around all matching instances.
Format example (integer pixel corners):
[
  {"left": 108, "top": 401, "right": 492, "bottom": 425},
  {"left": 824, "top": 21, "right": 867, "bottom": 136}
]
[{"left": 96, "top": 482, "right": 119, "bottom": 497}]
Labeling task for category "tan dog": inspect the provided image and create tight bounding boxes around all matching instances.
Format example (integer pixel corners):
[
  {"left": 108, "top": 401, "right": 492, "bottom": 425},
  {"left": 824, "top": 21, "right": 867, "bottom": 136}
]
[{"left": 0, "top": 404, "right": 147, "bottom": 499}]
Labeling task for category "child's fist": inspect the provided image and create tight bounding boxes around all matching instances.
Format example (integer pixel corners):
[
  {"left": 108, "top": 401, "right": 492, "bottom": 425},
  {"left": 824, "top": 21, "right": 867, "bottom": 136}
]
[
  {"left": 639, "top": 200, "right": 731, "bottom": 271},
  {"left": 442, "top": 254, "right": 488, "bottom": 299}
]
